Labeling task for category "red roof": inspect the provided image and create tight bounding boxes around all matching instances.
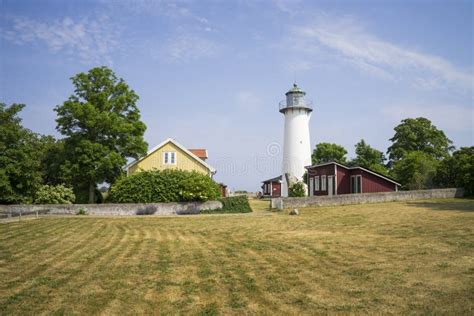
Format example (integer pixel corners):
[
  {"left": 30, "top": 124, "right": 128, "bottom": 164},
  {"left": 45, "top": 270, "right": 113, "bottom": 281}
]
[{"left": 189, "top": 149, "right": 208, "bottom": 160}]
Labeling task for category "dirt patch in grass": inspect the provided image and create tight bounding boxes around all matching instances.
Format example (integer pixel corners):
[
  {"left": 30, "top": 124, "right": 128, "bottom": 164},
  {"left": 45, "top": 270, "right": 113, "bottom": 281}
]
[{"left": 0, "top": 199, "right": 473, "bottom": 314}]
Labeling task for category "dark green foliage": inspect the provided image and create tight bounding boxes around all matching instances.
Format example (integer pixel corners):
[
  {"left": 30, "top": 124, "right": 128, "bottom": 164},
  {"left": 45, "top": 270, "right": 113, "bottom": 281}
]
[
  {"left": 388, "top": 117, "right": 453, "bottom": 161},
  {"left": 55, "top": 67, "right": 148, "bottom": 203},
  {"left": 0, "top": 103, "right": 48, "bottom": 204},
  {"left": 201, "top": 196, "right": 252, "bottom": 214},
  {"left": 352, "top": 139, "right": 388, "bottom": 175},
  {"left": 108, "top": 169, "right": 220, "bottom": 203},
  {"left": 289, "top": 181, "right": 306, "bottom": 197},
  {"left": 434, "top": 147, "right": 474, "bottom": 196},
  {"left": 312, "top": 143, "right": 347, "bottom": 164},
  {"left": 391, "top": 151, "right": 439, "bottom": 190},
  {"left": 34, "top": 184, "right": 75, "bottom": 204}
]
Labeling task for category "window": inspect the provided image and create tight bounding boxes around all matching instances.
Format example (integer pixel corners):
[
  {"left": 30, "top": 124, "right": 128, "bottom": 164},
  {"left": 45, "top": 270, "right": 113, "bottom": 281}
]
[
  {"left": 321, "top": 175, "right": 326, "bottom": 191},
  {"left": 315, "top": 176, "right": 320, "bottom": 191},
  {"left": 293, "top": 96, "right": 299, "bottom": 105},
  {"left": 163, "top": 152, "right": 176, "bottom": 165},
  {"left": 351, "top": 175, "right": 362, "bottom": 193}
]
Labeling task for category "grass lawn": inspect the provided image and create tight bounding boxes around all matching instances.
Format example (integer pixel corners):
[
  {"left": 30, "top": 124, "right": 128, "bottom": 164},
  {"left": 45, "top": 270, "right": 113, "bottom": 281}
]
[{"left": 0, "top": 199, "right": 473, "bottom": 315}]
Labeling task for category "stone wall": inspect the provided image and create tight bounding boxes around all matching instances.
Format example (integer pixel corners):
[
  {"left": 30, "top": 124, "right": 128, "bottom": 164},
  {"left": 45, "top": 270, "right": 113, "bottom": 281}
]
[
  {"left": 271, "top": 188, "right": 464, "bottom": 210},
  {"left": 0, "top": 200, "right": 222, "bottom": 218}
]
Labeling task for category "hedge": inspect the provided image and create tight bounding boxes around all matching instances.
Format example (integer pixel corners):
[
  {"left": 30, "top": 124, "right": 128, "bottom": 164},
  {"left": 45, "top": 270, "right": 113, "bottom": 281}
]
[
  {"left": 108, "top": 169, "right": 220, "bottom": 203},
  {"left": 201, "top": 195, "right": 252, "bottom": 214}
]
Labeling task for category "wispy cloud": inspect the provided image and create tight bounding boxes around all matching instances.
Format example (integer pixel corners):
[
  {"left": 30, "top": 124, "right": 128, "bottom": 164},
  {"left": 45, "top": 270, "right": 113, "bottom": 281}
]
[
  {"left": 161, "top": 33, "right": 219, "bottom": 63},
  {"left": 106, "top": 0, "right": 216, "bottom": 32},
  {"left": 0, "top": 15, "right": 121, "bottom": 65},
  {"left": 287, "top": 16, "right": 473, "bottom": 91},
  {"left": 381, "top": 104, "right": 473, "bottom": 132},
  {"left": 236, "top": 91, "right": 264, "bottom": 113}
]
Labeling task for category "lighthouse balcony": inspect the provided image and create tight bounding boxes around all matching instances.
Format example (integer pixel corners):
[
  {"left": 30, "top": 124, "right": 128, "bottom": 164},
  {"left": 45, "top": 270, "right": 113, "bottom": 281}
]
[{"left": 279, "top": 100, "right": 313, "bottom": 113}]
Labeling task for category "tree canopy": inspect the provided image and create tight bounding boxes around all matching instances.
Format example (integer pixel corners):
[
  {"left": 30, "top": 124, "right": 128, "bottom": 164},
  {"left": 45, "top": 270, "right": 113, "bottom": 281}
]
[
  {"left": 391, "top": 151, "right": 439, "bottom": 190},
  {"left": 352, "top": 139, "right": 388, "bottom": 175},
  {"left": 387, "top": 117, "right": 453, "bottom": 161},
  {"left": 0, "top": 103, "right": 46, "bottom": 203},
  {"left": 55, "top": 67, "right": 148, "bottom": 203},
  {"left": 434, "top": 147, "right": 474, "bottom": 196},
  {"left": 312, "top": 142, "right": 347, "bottom": 165}
]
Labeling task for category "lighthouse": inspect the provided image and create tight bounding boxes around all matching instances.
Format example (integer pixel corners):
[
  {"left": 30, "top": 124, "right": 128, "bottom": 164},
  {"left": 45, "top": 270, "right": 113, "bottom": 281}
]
[{"left": 280, "top": 83, "right": 313, "bottom": 197}]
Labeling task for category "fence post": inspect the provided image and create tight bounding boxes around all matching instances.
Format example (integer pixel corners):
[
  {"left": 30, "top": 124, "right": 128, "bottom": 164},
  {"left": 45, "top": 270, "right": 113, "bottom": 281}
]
[{"left": 19, "top": 209, "right": 22, "bottom": 222}]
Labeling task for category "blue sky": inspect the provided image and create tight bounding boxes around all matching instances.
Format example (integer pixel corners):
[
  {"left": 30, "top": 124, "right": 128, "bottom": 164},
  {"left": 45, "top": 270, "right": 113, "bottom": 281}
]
[{"left": 1, "top": 0, "right": 473, "bottom": 191}]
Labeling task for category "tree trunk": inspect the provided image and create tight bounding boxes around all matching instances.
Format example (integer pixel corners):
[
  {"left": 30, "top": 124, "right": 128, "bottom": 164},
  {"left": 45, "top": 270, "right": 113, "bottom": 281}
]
[{"left": 88, "top": 182, "right": 95, "bottom": 204}]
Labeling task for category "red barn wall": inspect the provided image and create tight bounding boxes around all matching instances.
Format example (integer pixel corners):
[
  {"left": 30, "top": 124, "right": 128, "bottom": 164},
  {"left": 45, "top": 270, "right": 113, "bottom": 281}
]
[
  {"left": 271, "top": 182, "right": 281, "bottom": 197},
  {"left": 336, "top": 166, "right": 351, "bottom": 194},
  {"left": 350, "top": 169, "right": 396, "bottom": 193}
]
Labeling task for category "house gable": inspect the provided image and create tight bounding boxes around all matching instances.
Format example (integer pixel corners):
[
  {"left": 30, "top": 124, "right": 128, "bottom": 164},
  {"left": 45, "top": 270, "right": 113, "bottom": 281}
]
[{"left": 127, "top": 138, "right": 215, "bottom": 176}]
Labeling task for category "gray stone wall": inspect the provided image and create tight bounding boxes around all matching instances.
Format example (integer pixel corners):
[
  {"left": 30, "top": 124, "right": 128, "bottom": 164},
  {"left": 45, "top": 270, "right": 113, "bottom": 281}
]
[
  {"left": 271, "top": 188, "right": 464, "bottom": 210},
  {"left": 0, "top": 200, "right": 222, "bottom": 218}
]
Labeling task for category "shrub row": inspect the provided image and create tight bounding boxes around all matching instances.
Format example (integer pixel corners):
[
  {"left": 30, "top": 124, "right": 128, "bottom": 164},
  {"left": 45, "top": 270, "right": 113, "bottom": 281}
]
[
  {"left": 201, "top": 195, "right": 252, "bottom": 214},
  {"left": 108, "top": 169, "right": 220, "bottom": 203}
]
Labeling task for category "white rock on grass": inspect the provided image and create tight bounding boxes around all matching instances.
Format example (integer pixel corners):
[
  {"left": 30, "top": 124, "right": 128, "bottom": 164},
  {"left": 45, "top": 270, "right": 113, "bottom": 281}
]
[{"left": 289, "top": 209, "right": 299, "bottom": 215}]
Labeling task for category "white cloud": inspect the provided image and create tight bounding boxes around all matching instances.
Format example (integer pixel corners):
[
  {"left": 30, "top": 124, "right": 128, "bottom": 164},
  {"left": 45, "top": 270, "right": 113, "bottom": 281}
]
[
  {"left": 162, "top": 33, "right": 219, "bottom": 63},
  {"left": 288, "top": 17, "right": 473, "bottom": 91},
  {"left": 236, "top": 91, "right": 264, "bottom": 113},
  {"left": 381, "top": 104, "right": 473, "bottom": 132},
  {"left": 0, "top": 15, "right": 120, "bottom": 65}
]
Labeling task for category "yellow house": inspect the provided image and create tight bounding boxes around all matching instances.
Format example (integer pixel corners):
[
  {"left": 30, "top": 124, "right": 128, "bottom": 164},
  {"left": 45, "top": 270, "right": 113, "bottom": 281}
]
[{"left": 126, "top": 138, "right": 216, "bottom": 177}]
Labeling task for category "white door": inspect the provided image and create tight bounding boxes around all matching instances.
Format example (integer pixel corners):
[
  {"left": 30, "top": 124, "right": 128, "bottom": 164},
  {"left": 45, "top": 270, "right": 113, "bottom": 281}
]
[
  {"left": 328, "top": 176, "right": 334, "bottom": 196},
  {"left": 309, "top": 178, "right": 313, "bottom": 196}
]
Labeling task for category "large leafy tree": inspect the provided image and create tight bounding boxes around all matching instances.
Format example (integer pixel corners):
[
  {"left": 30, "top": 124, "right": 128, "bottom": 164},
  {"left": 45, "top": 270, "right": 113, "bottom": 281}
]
[
  {"left": 0, "top": 103, "right": 46, "bottom": 203},
  {"left": 388, "top": 117, "right": 453, "bottom": 161},
  {"left": 55, "top": 67, "right": 148, "bottom": 203},
  {"left": 311, "top": 142, "right": 347, "bottom": 164},
  {"left": 352, "top": 139, "right": 388, "bottom": 175},
  {"left": 434, "top": 147, "right": 474, "bottom": 196},
  {"left": 391, "top": 151, "right": 439, "bottom": 190}
]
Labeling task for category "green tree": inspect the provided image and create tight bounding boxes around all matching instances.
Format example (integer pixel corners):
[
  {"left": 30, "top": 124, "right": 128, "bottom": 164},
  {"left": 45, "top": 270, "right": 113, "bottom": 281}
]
[
  {"left": 434, "top": 147, "right": 474, "bottom": 196},
  {"left": 391, "top": 151, "right": 439, "bottom": 190},
  {"left": 0, "top": 103, "right": 45, "bottom": 203},
  {"left": 388, "top": 117, "right": 453, "bottom": 161},
  {"left": 55, "top": 67, "right": 148, "bottom": 203},
  {"left": 352, "top": 139, "right": 388, "bottom": 175},
  {"left": 312, "top": 142, "right": 347, "bottom": 164},
  {"left": 289, "top": 181, "right": 306, "bottom": 197}
]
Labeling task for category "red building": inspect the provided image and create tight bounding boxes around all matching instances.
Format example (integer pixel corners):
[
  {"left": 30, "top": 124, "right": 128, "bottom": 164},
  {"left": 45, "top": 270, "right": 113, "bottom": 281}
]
[
  {"left": 305, "top": 162, "right": 400, "bottom": 196},
  {"left": 261, "top": 176, "right": 282, "bottom": 198}
]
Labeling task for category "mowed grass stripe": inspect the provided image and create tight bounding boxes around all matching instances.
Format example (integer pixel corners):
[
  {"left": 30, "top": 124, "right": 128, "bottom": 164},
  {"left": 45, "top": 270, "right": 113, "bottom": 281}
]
[
  {"left": 0, "top": 220, "right": 117, "bottom": 312},
  {"left": 0, "top": 199, "right": 473, "bottom": 314},
  {"left": 1, "top": 219, "right": 105, "bottom": 285},
  {"left": 23, "top": 220, "right": 129, "bottom": 315},
  {"left": 0, "top": 219, "right": 104, "bottom": 298},
  {"left": 3, "top": 219, "right": 92, "bottom": 264}
]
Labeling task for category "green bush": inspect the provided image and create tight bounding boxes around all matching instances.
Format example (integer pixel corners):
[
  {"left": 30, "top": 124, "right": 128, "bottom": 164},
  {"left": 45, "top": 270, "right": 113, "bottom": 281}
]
[
  {"left": 76, "top": 207, "right": 88, "bottom": 215},
  {"left": 108, "top": 169, "right": 220, "bottom": 203},
  {"left": 201, "top": 196, "right": 252, "bottom": 214},
  {"left": 34, "top": 184, "right": 75, "bottom": 204},
  {"left": 289, "top": 181, "right": 306, "bottom": 197}
]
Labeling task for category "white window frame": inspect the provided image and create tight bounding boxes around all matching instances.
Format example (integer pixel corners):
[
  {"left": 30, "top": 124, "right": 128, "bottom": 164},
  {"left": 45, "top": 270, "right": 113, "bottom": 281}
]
[
  {"left": 321, "top": 175, "right": 327, "bottom": 191},
  {"left": 351, "top": 175, "right": 362, "bottom": 194},
  {"left": 163, "top": 151, "right": 177, "bottom": 165},
  {"left": 315, "top": 176, "right": 320, "bottom": 191}
]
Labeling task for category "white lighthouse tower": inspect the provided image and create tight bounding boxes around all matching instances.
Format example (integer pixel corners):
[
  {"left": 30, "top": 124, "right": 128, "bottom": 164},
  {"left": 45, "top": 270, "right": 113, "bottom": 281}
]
[{"left": 280, "top": 83, "right": 313, "bottom": 197}]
